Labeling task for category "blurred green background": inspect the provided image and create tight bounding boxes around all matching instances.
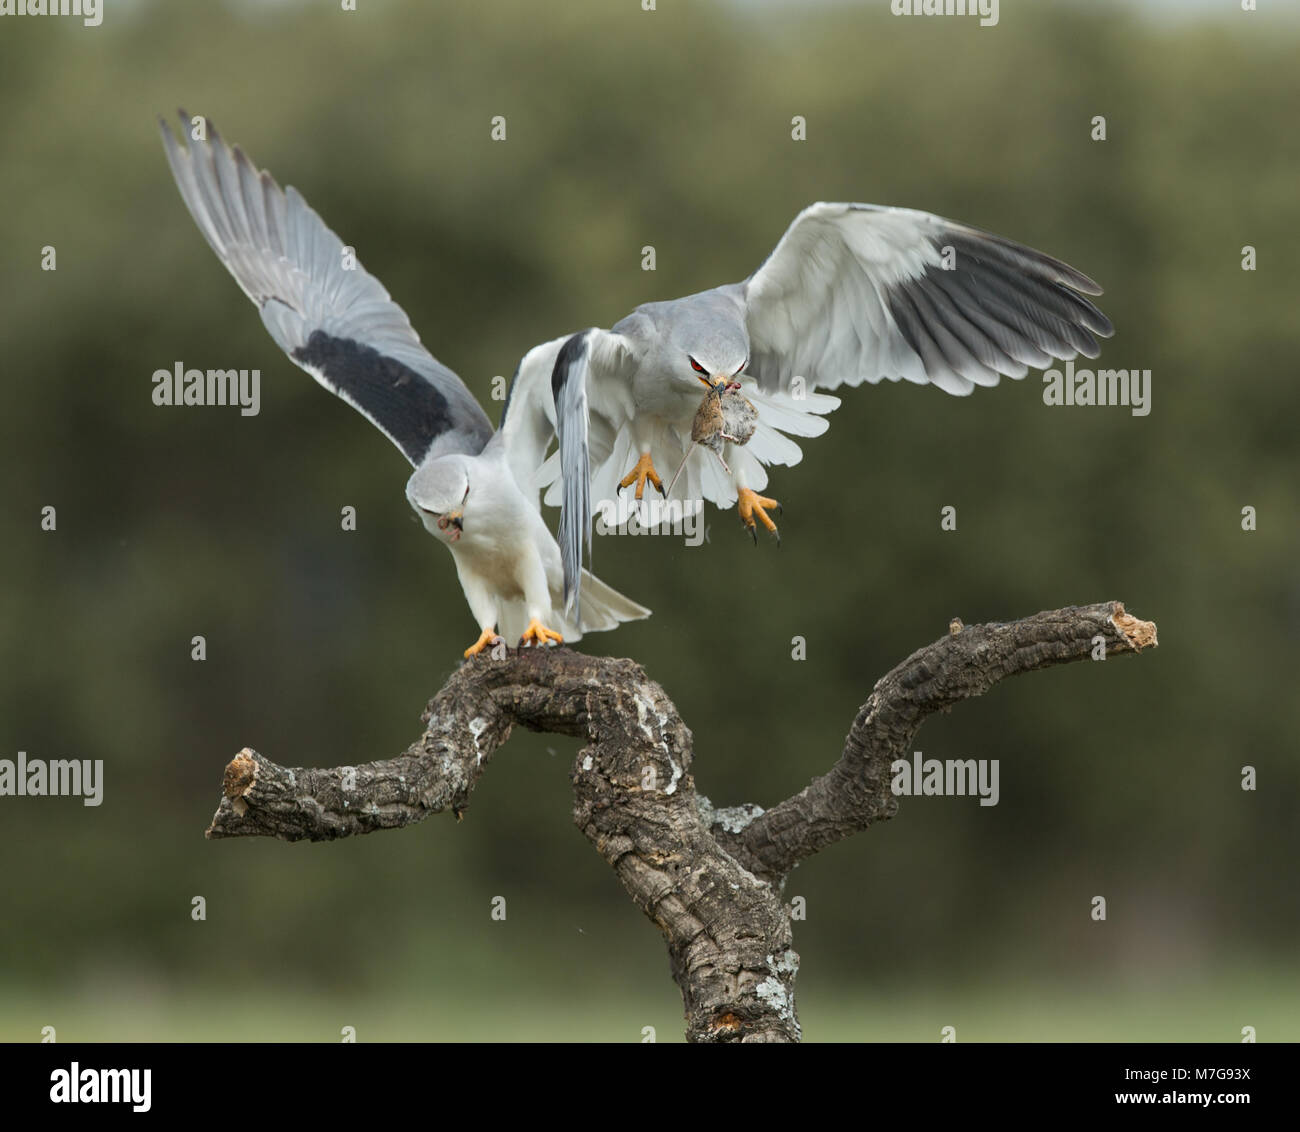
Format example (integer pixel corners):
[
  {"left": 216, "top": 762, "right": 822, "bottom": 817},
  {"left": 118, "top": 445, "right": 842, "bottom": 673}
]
[{"left": 2, "top": 0, "right": 1297, "bottom": 1042}]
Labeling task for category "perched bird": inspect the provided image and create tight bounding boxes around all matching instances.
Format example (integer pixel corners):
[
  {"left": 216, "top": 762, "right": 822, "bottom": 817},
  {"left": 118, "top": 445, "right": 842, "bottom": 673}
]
[
  {"left": 159, "top": 112, "right": 648, "bottom": 657},
  {"left": 547, "top": 202, "right": 1114, "bottom": 604}
]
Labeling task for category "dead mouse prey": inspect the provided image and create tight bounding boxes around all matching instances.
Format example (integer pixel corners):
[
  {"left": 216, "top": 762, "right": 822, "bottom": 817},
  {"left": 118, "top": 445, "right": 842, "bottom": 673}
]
[{"left": 667, "top": 380, "right": 758, "bottom": 497}]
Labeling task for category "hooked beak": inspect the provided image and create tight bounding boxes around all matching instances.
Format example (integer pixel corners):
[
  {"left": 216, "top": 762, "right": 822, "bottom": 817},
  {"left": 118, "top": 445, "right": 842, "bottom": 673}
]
[
  {"left": 699, "top": 373, "right": 735, "bottom": 393},
  {"left": 434, "top": 509, "right": 464, "bottom": 541}
]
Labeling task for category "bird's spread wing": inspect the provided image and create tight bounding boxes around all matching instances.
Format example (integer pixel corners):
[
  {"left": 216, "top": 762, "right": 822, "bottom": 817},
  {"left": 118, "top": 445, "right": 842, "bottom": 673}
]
[
  {"left": 483, "top": 331, "right": 650, "bottom": 637},
  {"left": 741, "top": 202, "right": 1114, "bottom": 397},
  {"left": 160, "top": 111, "right": 493, "bottom": 466},
  {"left": 545, "top": 328, "right": 640, "bottom": 616},
  {"left": 552, "top": 333, "right": 592, "bottom": 616}
]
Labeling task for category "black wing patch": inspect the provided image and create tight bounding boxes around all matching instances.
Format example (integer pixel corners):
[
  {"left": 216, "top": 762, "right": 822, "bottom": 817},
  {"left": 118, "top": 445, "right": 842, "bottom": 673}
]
[
  {"left": 885, "top": 229, "right": 1114, "bottom": 381},
  {"left": 292, "top": 330, "right": 458, "bottom": 465}
]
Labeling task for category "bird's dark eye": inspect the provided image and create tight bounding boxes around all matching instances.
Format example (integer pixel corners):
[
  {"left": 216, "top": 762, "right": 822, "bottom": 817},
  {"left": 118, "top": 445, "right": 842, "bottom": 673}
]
[{"left": 689, "top": 356, "right": 708, "bottom": 375}]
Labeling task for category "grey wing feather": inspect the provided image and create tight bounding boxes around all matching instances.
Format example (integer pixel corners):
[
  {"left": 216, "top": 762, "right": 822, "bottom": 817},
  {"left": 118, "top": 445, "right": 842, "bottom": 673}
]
[
  {"left": 493, "top": 334, "right": 572, "bottom": 500},
  {"left": 742, "top": 202, "right": 1114, "bottom": 398},
  {"left": 160, "top": 111, "right": 493, "bottom": 466},
  {"left": 551, "top": 330, "right": 593, "bottom": 618}
]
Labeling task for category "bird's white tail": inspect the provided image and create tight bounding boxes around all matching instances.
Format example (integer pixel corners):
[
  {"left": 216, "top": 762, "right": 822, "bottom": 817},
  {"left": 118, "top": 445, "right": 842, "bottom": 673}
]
[
  {"left": 569, "top": 569, "right": 651, "bottom": 640},
  {"left": 498, "top": 570, "right": 650, "bottom": 645}
]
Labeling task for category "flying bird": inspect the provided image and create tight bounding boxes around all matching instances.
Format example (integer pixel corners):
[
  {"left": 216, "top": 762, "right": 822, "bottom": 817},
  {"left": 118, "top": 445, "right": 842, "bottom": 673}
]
[
  {"left": 159, "top": 112, "right": 648, "bottom": 657},
  {"left": 547, "top": 202, "right": 1114, "bottom": 605}
]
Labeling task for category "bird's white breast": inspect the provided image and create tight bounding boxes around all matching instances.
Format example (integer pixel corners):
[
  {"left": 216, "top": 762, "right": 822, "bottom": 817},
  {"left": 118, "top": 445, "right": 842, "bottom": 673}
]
[{"left": 632, "top": 366, "right": 700, "bottom": 426}]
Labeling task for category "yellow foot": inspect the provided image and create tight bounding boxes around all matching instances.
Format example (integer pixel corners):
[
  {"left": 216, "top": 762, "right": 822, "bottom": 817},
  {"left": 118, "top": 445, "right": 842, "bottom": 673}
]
[
  {"left": 519, "top": 619, "right": 564, "bottom": 648},
  {"left": 737, "top": 487, "right": 782, "bottom": 545},
  {"left": 618, "top": 451, "right": 663, "bottom": 501},
  {"left": 463, "top": 627, "right": 503, "bottom": 658}
]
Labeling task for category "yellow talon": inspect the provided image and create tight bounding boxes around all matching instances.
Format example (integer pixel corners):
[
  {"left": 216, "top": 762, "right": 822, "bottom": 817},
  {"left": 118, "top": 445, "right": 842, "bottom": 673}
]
[
  {"left": 463, "top": 627, "right": 502, "bottom": 658},
  {"left": 519, "top": 618, "right": 564, "bottom": 648},
  {"left": 618, "top": 451, "right": 663, "bottom": 500},
  {"left": 737, "top": 487, "right": 781, "bottom": 544}
]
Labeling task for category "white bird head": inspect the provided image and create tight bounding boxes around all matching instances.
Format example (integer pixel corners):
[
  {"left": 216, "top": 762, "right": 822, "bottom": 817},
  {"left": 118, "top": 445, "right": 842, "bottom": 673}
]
[
  {"left": 667, "top": 296, "right": 749, "bottom": 389},
  {"left": 406, "top": 456, "right": 472, "bottom": 544}
]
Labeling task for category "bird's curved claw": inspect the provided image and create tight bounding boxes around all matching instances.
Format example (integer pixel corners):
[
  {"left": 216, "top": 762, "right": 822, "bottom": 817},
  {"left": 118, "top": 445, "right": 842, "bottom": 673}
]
[
  {"left": 519, "top": 619, "right": 564, "bottom": 648},
  {"left": 619, "top": 452, "right": 664, "bottom": 501},
  {"left": 738, "top": 487, "right": 781, "bottom": 545},
  {"left": 464, "top": 627, "right": 503, "bottom": 659}
]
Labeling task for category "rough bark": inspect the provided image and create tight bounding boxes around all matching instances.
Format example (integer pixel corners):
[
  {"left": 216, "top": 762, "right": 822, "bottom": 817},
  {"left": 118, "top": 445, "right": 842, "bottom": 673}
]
[{"left": 206, "top": 600, "right": 1156, "bottom": 1042}]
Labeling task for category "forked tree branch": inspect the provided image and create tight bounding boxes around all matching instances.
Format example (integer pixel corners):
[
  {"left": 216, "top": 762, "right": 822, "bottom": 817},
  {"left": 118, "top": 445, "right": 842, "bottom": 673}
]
[{"left": 206, "top": 600, "right": 1156, "bottom": 1042}]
